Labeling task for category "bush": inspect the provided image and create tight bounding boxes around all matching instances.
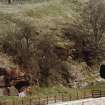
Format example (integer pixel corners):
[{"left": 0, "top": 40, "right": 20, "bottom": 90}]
[{"left": 63, "top": 0, "right": 105, "bottom": 65}]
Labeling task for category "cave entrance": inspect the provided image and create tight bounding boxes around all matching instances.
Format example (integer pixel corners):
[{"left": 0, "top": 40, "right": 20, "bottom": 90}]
[
  {"left": 14, "top": 81, "right": 31, "bottom": 97},
  {"left": 0, "top": 67, "right": 31, "bottom": 96},
  {"left": 100, "top": 65, "right": 105, "bottom": 79}
]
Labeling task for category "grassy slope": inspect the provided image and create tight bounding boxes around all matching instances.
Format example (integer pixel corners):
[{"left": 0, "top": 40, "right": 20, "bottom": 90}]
[
  {"left": 0, "top": 83, "right": 105, "bottom": 103},
  {"left": 0, "top": 0, "right": 80, "bottom": 41},
  {"left": 0, "top": 0, "right": 103, "bottom": 100},
  {"left": 0, "top": 0, "right": 80, "bottom": 24},
  {"left": 0, "top": 0, "right": 78, "bottom": 14}
]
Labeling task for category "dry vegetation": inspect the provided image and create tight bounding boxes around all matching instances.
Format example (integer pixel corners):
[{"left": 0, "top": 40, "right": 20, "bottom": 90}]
[{"left": 0, "top": 0, "right": 104, "bottom": 88}]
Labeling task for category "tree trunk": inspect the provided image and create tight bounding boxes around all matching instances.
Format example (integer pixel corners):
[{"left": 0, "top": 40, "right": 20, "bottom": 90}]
[{"left": 8, "top": 0, "right": 12, "bottom": 4}]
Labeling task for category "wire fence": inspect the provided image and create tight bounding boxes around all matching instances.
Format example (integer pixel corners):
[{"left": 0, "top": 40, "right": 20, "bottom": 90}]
[
  {"left": 0, "top": 0, "right": 52, "bottom": 4},
  {"left": 0, "top": 89, "right": 104, "bottom": 105}
]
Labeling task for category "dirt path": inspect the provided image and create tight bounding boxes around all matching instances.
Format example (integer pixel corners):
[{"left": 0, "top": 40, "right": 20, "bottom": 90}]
[{"left": 48, "top": 97, "right": 105, "bottom": 105}]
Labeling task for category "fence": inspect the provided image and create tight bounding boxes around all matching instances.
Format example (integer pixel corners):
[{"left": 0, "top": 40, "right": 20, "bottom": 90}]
[
  {"left": 91, "top": 90, "right": 105, "bottom": 98},
  {"left": 0, "top": 0, "right": 52, "bottom": 4},
  {"left": 0, "top": 89, "right": 105, "bottom": 105}
]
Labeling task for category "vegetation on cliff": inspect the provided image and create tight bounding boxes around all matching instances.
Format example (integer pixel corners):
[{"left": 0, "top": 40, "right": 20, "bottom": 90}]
[{"left": 0, "top": 0, "right": 104, "bottom": 87}]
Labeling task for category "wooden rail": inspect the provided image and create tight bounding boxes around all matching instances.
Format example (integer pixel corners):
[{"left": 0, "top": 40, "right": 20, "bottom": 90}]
[
  {"left": 91, "top": 90, "right": 105, "bottom": 98},
  {"left": 0, "top": 89, "right": 105, "bottom": 105},
  {"left": 91, "top": 90, "right": 101, "bottom": 98}
]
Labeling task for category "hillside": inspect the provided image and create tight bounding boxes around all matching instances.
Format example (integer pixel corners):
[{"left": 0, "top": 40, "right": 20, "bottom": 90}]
[{"left": 0, "top": 0, "right": 104, "bottom": 88}]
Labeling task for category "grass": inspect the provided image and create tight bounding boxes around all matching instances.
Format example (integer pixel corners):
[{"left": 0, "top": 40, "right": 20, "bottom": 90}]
[
  {"left": 0, "top": 0, "right": 82, "bottom": 20},
  {"left": 0, "top": 0, "right": 82, "bottom": 37},
  {"left": 31, "top": 84, "right": 102, "bottom": 98},
  {"left": 0, "top": 82, "right": 104, "bottom": 104}
]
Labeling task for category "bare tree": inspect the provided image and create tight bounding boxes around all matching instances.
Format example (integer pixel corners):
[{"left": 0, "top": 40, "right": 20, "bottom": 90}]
[
  {"left": 81, "top": 0, "right": 105, "bottom": 62},
  {"left": 63, "top": 0, "right": 105, "bottom": 65},
  {"left": 82, "top": 0, "right": 105, "bottom": 46}
]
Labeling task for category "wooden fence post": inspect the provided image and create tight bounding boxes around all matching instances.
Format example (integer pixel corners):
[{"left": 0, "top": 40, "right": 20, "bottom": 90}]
[
  {"left": 54, "top": 95, "right": 56, "bottom": 103},
  {"left": 12, "top": 100, "right": 15, "bottom": 105},
  {"left": 29, "top": 98, "right": 32, "bottom": 105},
  {"left": 100, "top": 90, "right": 101, "bottom": 97},
  {"left": 69, "top": 94, "right": 71, "bottom": 101},
  {"left": 46, "top": 96, "right": 48, "bottom": 104},
  {"left": 22, "top": 99, "right": 24, "bottom": 105},
  {"left": 62, "top": 93, "right": 64, "bottom": 102},
  {"left": 91, "top": 88, "right": 93, "bottom": 98},
  {"left": 39, "top": 97, "right": 40, "bottom": 105},
  {"left": 76, "top": 89, "right": 79, "bottom": 99},
  {"left": 83, "top": 89, "right": 86, "bottom": 99},
  {"left": 91, "top": 90, "right": 93, "bottom": 98}
]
